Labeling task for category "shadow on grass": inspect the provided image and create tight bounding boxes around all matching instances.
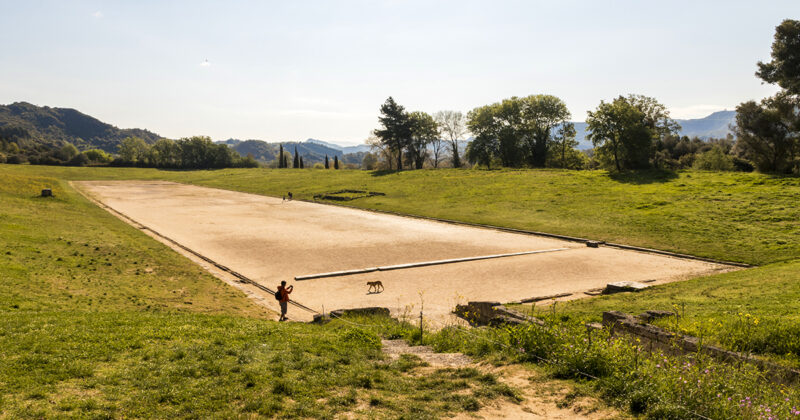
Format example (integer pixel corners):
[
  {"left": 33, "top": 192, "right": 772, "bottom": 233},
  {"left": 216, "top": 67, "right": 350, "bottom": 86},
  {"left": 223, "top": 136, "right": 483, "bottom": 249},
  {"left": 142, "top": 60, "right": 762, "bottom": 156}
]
[
  {"left": 370, "top": 169, "right": 402, "bottom": 177},
  {"left": 609, "top": 169, "right": 678, "bottom": 184}
]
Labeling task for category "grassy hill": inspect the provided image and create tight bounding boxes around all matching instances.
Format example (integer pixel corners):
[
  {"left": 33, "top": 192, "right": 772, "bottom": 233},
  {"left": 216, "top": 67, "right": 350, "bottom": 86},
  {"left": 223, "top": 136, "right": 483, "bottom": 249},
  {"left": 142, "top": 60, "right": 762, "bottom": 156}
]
[
  {"left": 0, "top": 102, "right": 161, "bottom": 152},
  {"left": 0, "top": 169, "right": 523, "bottom": 418},
  {"left": 3, "top": 164, "right": 799, "bottom": 418},
  {"left": 4, "top": 165, "right": 795, "bottom": 265}
]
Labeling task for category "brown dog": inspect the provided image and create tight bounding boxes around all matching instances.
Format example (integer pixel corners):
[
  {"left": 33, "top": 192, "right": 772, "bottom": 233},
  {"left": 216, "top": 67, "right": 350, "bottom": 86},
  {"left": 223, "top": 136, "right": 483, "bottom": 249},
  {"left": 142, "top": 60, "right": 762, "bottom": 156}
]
[{"left": 367, "top": 281, "right": 384, "bottom": 293}]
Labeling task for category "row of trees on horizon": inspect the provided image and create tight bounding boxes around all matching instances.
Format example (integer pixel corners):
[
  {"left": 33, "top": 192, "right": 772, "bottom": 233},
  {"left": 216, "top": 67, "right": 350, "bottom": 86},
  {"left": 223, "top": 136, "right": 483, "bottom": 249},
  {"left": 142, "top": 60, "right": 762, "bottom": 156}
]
[
  {"left": 368, "top": 19, "right": 799, "bottom": 174},
  {"left": 1, "top": 20, "right": 797, "bottom": 174}
]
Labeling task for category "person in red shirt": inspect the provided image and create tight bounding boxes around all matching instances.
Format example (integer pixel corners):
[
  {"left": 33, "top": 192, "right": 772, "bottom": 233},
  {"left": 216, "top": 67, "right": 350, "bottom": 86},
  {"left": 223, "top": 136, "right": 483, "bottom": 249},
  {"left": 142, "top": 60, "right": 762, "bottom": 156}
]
[{"left": 278, "top": 280, "right": 293, "bottom": 321}]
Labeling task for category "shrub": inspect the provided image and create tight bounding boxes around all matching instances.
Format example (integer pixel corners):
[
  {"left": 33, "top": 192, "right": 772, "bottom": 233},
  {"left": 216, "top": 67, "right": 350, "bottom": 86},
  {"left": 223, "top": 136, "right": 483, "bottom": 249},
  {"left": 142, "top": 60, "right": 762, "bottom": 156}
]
[
  {"left": 692, "top": 147, "right": 734, "bottom": 171},
  {"left": 732, "top": 156, "right": 755, "bottom": 172}
]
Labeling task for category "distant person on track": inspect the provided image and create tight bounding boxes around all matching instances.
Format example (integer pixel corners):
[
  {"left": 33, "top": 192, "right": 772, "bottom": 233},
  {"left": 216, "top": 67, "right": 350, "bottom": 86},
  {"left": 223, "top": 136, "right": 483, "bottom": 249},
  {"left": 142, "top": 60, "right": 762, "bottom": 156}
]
[
  {"left": 278, "top": 281, "right": 293, "bottom": 321},
  {"left": 287, "top": 192, "right": 293, "bottom": 200}
]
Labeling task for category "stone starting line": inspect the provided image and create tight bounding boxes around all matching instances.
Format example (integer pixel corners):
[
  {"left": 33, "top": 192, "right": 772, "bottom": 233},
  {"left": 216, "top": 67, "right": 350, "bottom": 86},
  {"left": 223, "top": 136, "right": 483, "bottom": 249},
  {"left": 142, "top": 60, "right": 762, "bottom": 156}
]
[{"left": 294, "top": 247, "right": 571, "bottom": 281}]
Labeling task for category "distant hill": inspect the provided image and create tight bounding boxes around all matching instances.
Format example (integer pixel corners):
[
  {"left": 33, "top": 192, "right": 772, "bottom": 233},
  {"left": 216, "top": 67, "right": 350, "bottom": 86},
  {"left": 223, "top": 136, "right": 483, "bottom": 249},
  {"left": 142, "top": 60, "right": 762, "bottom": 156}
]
[
  {"left": 220, "top": 138, "right": 369, "bottom": 165},
  {"left": 0, "top": 102, "right": 161, "bottom": 153},
  {"left": 573, "top": 110, "right": 736, "bottom": 150}
]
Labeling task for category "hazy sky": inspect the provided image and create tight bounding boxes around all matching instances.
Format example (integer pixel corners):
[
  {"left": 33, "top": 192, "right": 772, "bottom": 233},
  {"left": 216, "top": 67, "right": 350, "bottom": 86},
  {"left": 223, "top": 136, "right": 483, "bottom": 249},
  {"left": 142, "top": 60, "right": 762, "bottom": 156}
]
[{"left": 1, "top": 1, "right": 797, "bottom": 145}]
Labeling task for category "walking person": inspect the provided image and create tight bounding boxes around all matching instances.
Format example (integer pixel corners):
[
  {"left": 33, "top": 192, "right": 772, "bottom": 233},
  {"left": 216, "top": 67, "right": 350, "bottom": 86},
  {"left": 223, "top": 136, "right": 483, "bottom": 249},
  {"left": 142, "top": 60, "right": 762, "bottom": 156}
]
[{"left": 277, "top": 281, "right": 293, "bottom": 321}]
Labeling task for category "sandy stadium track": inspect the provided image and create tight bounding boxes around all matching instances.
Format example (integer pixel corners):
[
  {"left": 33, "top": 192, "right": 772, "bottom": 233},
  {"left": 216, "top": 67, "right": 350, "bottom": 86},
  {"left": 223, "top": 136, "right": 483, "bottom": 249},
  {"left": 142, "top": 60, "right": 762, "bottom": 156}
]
[{"left": 76, "top": 181, "right": 732, "bottom": 323}]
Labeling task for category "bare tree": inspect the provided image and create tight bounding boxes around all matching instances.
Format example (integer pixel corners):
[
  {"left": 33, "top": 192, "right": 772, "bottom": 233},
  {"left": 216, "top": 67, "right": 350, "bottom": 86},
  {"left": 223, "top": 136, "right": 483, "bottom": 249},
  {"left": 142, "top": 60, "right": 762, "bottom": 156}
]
[
  {"left": 429, "top": 132, "right": 447, "bottom": 168},
  {"left": 434, "top": 110, "right": 467, "bottom": 168},
  {"left": 366, "top": 134, "right": 395, "bottom": 170}
]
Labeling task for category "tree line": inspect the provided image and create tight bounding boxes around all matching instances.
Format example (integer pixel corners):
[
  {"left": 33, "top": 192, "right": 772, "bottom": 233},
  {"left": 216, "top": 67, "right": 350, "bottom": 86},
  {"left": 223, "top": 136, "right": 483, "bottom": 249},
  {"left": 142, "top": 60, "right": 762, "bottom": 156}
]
[{"left": 371, "top": 19, "right": 800, "bottom": 174}]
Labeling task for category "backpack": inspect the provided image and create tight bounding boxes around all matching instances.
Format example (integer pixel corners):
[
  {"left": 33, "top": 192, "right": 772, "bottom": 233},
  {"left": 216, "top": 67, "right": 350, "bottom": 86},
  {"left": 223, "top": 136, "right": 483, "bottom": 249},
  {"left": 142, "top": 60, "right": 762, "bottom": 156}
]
[{"left": 274, "top": 288, "right": 282, "bottom": 301}]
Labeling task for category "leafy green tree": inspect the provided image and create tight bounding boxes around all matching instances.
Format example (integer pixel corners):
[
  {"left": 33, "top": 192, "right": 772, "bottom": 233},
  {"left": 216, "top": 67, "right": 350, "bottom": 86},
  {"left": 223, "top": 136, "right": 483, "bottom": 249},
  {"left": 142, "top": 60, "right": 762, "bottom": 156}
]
[
  {"left": 149, "top": 139, "right": 180, "bottom": 167},
  {"left": 757, "top": 19, "right": 800, "bottom": 95},
  {"left": 299, "top": 156, "right": 304, "bottom": 168},
  {"left": 550, "top": 122, "right": 578, "bottom": 168},
  {"left": 278, "top": 144, "right": 285, "bottom": 168},
  {"left": 466, "top": 95, "right": 571, "bottom": 168},
  {"left": 83, "top": 149, "right": 112, "bottom": 164},
  {"left": 56, "top": 143, "right": 80, "bottom": 161},
  {"left": 465, "top": 132, "right": 499, "bottom": 169},
  {"left": 408, "top": 111, "right": 438, "bottom": 169},
  {"left": 587, "top": 95, "right": 678, "bottom": 171},
  {"left": 118, "top": 136, "right": 150, "bottom": 164},
  {"left": 325, "top": 154, "right": 329, "bottom": 169},
  {"left": 334, "top": 155, "right": 339, "bottom": 169},
  {"left": 693, "top": 146, "right": 734, "bottom": 171},
  {"left": 374, "top": 97, "right": 412, "bottom": 171},
  {"left": 734, "top": 93, "right": 799, "bottom": 173},
  {"left": 434, "top": 110, "right": 466, "bottom": 168},
  {"left": 293, "top": 146, "right": 300, "bottom": 168}
]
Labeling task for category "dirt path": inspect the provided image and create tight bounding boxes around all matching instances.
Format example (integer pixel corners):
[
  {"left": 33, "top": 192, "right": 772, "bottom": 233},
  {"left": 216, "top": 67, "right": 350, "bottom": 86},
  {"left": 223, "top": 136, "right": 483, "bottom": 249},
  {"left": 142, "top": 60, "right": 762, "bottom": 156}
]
[
  {"left": 381, "top": 340, "right": 623, "bottom": 419},
  {"left": 75, "top": 180, "right": 731, "bottom": 324}
]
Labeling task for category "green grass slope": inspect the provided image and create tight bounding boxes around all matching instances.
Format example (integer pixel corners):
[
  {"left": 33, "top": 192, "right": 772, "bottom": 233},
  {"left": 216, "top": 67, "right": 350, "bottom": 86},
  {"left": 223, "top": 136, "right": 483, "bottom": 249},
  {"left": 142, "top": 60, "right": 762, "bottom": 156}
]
[
  {"left": 0, "top": 170, "right": 519, "bottom": 418},
  {"left": 3, "top": 165, "right": 798, "bottom": 265}
]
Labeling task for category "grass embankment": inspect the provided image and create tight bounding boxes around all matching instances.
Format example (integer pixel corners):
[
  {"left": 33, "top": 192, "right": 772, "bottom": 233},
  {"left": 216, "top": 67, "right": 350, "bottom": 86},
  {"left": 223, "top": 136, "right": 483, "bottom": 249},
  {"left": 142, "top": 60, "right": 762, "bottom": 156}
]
[
  {"left": 3, "top": 165, "right": 799, "bottom": 265},
  {"left": 3, "top": 164, "right": 800, "bottom": 418},
  {"left": 0, "top": 171, "right": 520, "bottom": 418}
]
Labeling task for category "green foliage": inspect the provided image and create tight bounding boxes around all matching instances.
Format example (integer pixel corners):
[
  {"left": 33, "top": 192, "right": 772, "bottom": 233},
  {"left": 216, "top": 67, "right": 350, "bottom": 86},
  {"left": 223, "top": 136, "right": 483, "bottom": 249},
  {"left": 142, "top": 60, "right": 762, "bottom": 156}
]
[
  {"left": 83, "top": 149, "right": 113, "bottom": 163},
  {"left": 374, "top": 97, "right": 412, "bottom": 171},
  {"left": 756, "top": 19, "right": 800, "bottom": 95},
  {"left": 426, "top": 318, "right": 800, "bottom": 419},
  {"left": 408, "top": 111, "right": 438, "bottom": 169},
  {"left": 587, "top": 95, "right": 679, "bottom": 171},
  {"left": 466, "top": 95, "right": 571, "bottom": 168},
  {"left": 692, "top": 146, "right": 734, "bottom": 171},
  {"left": 735, "top": 93, "right": 799, "bottom": 173}
]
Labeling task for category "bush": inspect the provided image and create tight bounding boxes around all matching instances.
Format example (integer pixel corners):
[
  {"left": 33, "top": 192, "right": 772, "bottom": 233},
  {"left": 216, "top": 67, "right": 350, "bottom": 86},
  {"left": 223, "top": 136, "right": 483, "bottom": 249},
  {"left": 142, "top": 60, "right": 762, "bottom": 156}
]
[
  {"left": 692, "top": 147, "right": 734, "bottom": 171},
  {"left": 6, "top": 155, "right": 26, "bottom": 164},
  {"left": 732, "top": 156, "right": 755, "bottom": 172}
]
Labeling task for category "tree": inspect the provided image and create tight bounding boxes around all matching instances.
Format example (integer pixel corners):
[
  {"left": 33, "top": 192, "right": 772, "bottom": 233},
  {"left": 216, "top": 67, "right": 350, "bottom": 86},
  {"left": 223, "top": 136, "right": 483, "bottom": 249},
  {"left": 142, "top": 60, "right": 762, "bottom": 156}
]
[
  {"left": 149, "top": 138, "right": 180, "bottom": 167},
  {"left": 334, "top": 155, "right": 339, "bottom": 169},
  {"left": 293, "top": 146, "right": 300, "bottom": 168},
  {"left": 466, "top": 95, "right": 571, "bottom": 168},
  {"left": 518, "top": 95, "right": 571, "bottom": 167},
  {"left": 586, "top": 95, "right": 678, "bottom": 171},
  {"left": 434, "top": 111, "right": 467, "bottom": 168},
  {"left": 756, "top": 19, "right": 800, "bottom": 95},
  {"left": 465, "top": 134, "right": 498, "bottom": 169},
  {"left": 299, "top": 156, "right": 304, "bottom": 168},
  {"left": 734, "top": 93, "right": 799, "bottom": 173},
  {"left": 408, "top": 111, "right": 438, "bottom": 169},
  {"left": 373, "top": 97, "right": 412, "bottom": 171},
  {"left": 366, "top": 134, "right": 395, "bottom": 170},
  {"left": 550, "top": 122, "right": 578, "bottom": 168},
  {"left": 278, "top": 144, "right": 285, "bottom": 168},
  {"left": 361, "top": 153, "right": 378, "bottom": 170},
  {"left": 56, "top": 143, "right": 80, "bottom": 162},
  {"left": 118, "top": 136, "right": 150, "bottom": 164},
  {"left": 325, "top": 154, "right": 329, "bottom": 169}
]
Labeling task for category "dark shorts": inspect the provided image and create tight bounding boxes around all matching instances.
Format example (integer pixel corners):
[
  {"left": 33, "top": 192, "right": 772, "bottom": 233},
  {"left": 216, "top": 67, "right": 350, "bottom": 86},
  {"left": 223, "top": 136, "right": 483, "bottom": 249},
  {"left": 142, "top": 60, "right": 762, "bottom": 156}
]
[{"left": 280, "top": 301, "right": 288, "bottom": 316}]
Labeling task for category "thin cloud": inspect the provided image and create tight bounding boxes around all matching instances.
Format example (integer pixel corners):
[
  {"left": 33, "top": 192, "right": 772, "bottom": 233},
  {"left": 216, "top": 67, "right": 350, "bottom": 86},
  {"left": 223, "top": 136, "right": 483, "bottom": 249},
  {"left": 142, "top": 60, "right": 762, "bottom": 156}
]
[{"left": 92, "top": 11, "right": 103, "bottom": 18}]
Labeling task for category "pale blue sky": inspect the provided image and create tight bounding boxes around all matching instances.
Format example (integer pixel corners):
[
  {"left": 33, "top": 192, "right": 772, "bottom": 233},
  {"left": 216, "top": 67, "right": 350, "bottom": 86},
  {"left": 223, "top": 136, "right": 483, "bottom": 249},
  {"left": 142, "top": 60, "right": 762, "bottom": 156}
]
[{"left": 1, "top": 1, "right": 797, "bottom": 145}]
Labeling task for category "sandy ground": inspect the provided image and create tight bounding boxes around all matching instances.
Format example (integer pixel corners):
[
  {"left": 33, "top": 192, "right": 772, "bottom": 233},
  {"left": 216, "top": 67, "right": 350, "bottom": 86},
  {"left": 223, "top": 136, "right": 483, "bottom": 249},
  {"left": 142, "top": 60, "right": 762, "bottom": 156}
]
[{"left": 76, "top": 180, "right": 730, "bottom": 324}]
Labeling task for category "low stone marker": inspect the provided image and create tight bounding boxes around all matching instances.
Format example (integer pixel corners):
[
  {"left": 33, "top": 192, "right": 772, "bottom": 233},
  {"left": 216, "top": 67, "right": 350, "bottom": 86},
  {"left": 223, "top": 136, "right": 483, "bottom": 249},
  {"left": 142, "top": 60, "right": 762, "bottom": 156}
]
[
  {"left": 586, "top": 240, "right": 603, "bottom": 248},
  {"left": 604, "top": 281, "right": 650, "bottom": 294},
  {"left": 41, "top": 188, "right": 53, "bottom": 197}
]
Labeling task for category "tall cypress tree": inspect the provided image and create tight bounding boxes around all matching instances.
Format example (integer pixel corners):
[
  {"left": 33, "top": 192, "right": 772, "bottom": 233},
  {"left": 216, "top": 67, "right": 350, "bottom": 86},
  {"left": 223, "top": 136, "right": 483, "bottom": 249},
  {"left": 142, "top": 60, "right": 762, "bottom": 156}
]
[
  {"left": 334, "top": 155, "right": 339, "bottom": 169},
  {"left": 325, "top": 155, "right": 329, "bottom": 169},
  {"left": 293, "top": 146, "right": 300, "bottom": 168},
  {"left": 299, "top": 156, "right": 304, "bottom": 168},
  {"left": 278, "top": 144, "right": 284, "bottom": 168}
]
